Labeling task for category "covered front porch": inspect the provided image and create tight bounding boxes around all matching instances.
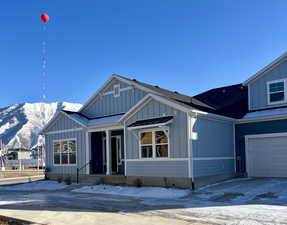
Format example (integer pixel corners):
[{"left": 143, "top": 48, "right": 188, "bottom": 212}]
[{"left": 89, "top": 128, "right": 124, "bottom": 176}]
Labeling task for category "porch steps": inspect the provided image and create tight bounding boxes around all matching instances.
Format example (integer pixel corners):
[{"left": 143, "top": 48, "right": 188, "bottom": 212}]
[{"left": 79, "top": 175, "right": 126, "bottom": 185}]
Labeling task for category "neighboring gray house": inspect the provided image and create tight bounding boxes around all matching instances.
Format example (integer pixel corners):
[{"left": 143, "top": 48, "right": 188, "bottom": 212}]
[{"left": 42, "top": 53, "right": 287, "bottom": 189}]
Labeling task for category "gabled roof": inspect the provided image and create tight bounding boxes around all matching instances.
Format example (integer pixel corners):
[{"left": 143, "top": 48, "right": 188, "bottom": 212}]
[
  {"left": 79, "top": 74, "right": 212, "bottom": 113},
  {"left": 243, "top": 52, "right": 287, "bottom": 85},
  {"left": 41, "top": 111, "right": 87, "bottom": 134},
  {"left": 79, "top": 74, "right": 247, "bottom": 120}
]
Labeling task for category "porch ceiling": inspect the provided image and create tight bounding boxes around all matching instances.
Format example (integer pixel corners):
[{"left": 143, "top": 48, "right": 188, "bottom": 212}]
[{"left": 64, "top": 111, "right": 124, "bottom": 128}]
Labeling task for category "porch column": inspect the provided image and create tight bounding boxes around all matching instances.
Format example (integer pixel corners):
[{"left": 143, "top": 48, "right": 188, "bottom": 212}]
[{"left": 105, "top": 130, "right": 111, "bottom": 175}]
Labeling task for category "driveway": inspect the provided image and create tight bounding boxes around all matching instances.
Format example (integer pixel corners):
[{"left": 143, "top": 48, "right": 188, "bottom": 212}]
[{"left": 0, "top": 178, "right": 286, "bottom": 225}]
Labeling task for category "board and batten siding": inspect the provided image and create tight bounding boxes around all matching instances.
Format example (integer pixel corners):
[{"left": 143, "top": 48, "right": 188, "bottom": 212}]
[
  {"left": 81, "top": 78, "right": 147, "bottom": 118},
  {"left": 192, "top": 117, "right": 235, "bottom": 178},
  {"left": 249, "top": 58, "right": 287, "bottom": 110},
  {"left": 45, "top": 113, "right": 88, "bottom": 175},
  {"left": 125, "top": 99, "right": 189, "bottom": 178},
  {"left": 46, "top": 113, "right": 82, "bottom": 132}
]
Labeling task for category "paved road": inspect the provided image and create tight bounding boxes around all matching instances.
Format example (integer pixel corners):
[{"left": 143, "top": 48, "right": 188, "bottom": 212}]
[
  {"left": 0, "top": 178, "right": 287, "bottom": 225},
  {"left": 0, "top": 188, "right": 208, "bottom": 225}
]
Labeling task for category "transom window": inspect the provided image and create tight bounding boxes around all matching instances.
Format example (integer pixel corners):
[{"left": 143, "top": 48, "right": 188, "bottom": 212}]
[
  {"left": 53, "top": 139, "right": 76, "bottom": 165},
  {"left": 267, "top": 79, "right": 287, "bottom": 104},
  {"left": 139, "top": 129, "right": 169, "bottom": 158}
]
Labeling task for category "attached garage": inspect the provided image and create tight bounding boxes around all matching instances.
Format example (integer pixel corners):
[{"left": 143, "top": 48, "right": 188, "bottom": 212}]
[{"left": 245, "top": 133, "right": 287, "bottom": 178}]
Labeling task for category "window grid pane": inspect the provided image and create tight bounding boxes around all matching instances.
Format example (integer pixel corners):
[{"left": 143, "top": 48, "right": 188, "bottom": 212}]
[
  {"left": 270, "top": 92, "right": 284, "bottom": 102},
  {"left": 141, "top": 145, "right": 153, "bottom": 158},
  {"left": 155, "top": 131, "right": 168, "bottom": 144},
  {"left": 270, "top": 82, "right": 284, "bottom": 93},
  {"left": 54, "top": 140, "right": 76, "bottom": 165},
  {"left": 140, "top": 132, "right": 152, "bottom": 145}
]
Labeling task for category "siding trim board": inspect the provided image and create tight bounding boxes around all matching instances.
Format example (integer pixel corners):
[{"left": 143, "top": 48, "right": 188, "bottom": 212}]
[
  {"left": 245, "top": 132, "right": 287, "bottom": 139},
  {"left": 193, "top": 157, "right": 235, "bottom": 160},
  {"left": 79, "top": 75, "right": 161, "bottom": 113},
  {"left": 126, "top": 158, "right": 189, "bottom": 162},
  {"left": 236, "top": 114, "right": 287, "bottom": 124},
  {"left": 46, "top": 128, "right": 83, "bottom": 135},
  {"left": 42, "top": 111, "right": 86, "bottom": 134}
]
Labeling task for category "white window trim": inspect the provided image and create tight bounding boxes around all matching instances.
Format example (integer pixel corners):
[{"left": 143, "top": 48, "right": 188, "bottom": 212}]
[
  {"left": 138, "top": 128, "right": 170, "bottom": 159},
  {"left": 113, "top": 84, "right": 121, "bottom": 97},
  {"left": 53, "top": 138, "right": 77, "bottom": 166},
  {"left": 267, "top": 78, "right": 287, "bottom": 105}
]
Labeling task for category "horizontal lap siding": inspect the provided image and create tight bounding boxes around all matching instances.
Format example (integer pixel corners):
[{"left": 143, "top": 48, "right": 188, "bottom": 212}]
[
  {"left": 45, "top": 132, "right": 87, "bottom": 174},
  {"left": 194, "top": 159, "right": 234, "bottom": 178},
  {"left": 250, "top": 58, "right": 287, "bottom": 110},
  {"left": 47, "top": 114, "right": 82, "bottom": 132},
  {"left": 126, "top": 161, "right": 189, "bottom": 177},
  {"left": 81, "top": 78, "right": 147, "bottom": 118},
  {"left": 192, "top": 117, "right": 234, "bottom": 178}
]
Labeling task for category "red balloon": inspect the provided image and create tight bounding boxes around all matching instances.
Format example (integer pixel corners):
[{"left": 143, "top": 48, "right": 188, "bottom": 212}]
[{"left": 41, "top": 14, "right": 49, "bottom": 23}]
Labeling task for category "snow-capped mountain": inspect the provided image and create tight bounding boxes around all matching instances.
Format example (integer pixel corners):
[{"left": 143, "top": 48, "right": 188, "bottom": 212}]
[{"left": 0, "top": 102, "right": 82, "bottom": 150}]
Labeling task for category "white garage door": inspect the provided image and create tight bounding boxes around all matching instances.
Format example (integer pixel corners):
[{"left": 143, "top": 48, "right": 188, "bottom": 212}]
[{"left": 246, "top": 135, "right": 287, "bottom": 177}]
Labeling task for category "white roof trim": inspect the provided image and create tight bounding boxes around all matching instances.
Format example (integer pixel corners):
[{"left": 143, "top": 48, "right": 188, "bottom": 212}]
[
  {"left": 119, "top": 94, "right": 152, "bottom": 122},
  {"left": 236, "top": 113, "right": 287, "bottom": 124},
  {"left": 41, "top": 111, "right": 63, "bottom": 134},
  {"left": 127, "top": 120, "right": 173, "bottom": 130},
  {"left": 41, "top": 111, "right": 87, "bottom": 134},
  {"left": 63, "top": 112, "right": 87, "bottom": 128},
  {"left": 79, "top": 74, "right": 163, "bottom": 113},
  {"left": 78, "top": 75, "right": 116, "bottom": 113},
  {"left": 190, "top": 109, "right": 235, "bottom": 122},
  {"left": 120, "top": 94, "right": 191, "bottom": 123},
  {"left": 243, "top": 52, "right": 287, "bottom": 85}
]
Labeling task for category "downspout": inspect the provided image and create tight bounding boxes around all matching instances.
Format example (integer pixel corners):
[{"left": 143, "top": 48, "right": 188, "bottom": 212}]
[{"left": 187, "top": 111, "right": 197, "bottom": 190}]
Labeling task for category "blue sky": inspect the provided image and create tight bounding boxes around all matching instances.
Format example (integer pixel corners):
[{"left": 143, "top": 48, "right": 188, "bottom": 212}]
[{"left": 1, "top": 0, "right": 287, "bottom": 107}]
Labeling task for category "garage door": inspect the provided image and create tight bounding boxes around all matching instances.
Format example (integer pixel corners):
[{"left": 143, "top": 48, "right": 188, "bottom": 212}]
[{"left": 246, "top": 135, "right": 287, "bottom": 177}]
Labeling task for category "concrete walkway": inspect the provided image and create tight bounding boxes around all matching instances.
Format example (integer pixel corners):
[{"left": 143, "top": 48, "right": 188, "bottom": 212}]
[{"left": 0, "top": 209, "right": 207, "bottom": 225}]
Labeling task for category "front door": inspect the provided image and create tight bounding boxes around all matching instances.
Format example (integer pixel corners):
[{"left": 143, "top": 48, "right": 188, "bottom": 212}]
[{"left": 111, "top": 136, "right": 121, "bottom": 173}]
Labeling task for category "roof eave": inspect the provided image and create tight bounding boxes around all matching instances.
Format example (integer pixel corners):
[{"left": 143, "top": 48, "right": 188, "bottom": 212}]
[{"left": 243, "top": 52, "right": 287, "bottom": 86}]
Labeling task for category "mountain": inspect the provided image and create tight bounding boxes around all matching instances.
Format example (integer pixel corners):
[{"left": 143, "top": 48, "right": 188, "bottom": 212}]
[{"left": 0, "top": 102, "right": 82, "bottom": 150}]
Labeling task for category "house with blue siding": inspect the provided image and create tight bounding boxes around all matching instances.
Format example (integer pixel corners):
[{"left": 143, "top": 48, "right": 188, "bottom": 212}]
[
  {"left": 236, "top": 52, "right": 287, "bottom": 178},
  {"left": 42, "top": 52, "right": 287, "bottom": 189}
]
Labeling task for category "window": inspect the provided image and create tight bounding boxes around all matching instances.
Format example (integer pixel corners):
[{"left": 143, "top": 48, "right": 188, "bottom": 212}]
[
  {"left": 139, "top": 129, "right": 169, "bottom": 158},
  {"left": 113, "top": 84, "right": 120, "bottom": 97},
  {"left": 53, "top": 139, "right": 76, "bottom": 165},
  {"left": 267, "top": 79, "right": 286, "bottom": 104}
]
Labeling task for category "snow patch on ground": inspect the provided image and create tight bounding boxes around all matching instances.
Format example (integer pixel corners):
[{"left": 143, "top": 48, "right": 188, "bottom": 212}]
[
  {"left": 0, "top": 181, "right": 69, "bottom": 191},
  {"left": 72, "top": 185, "right": 190, "bottom": 199}
]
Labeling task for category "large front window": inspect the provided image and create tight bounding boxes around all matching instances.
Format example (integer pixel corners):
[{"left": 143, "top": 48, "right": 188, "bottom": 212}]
[
  {"left": 268, "top": 79, "right": 286, "bottom": 104},
  {"left": 53, "top": 139, "right": 76, "bottom": 165},
  {"left": 139, "top": 129, "right": 169, "bottom": 158}
]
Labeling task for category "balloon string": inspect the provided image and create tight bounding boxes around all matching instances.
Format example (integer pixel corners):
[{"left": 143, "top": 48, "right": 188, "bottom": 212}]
[{"left": 42, "top": 24, "right": 47, "bottom": 100}]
